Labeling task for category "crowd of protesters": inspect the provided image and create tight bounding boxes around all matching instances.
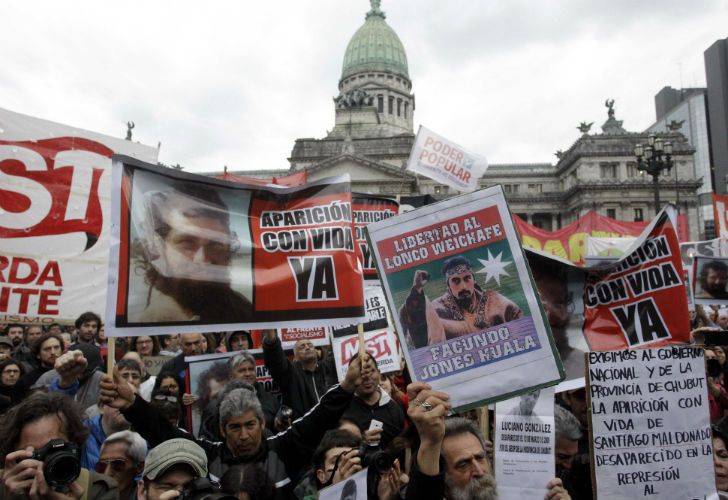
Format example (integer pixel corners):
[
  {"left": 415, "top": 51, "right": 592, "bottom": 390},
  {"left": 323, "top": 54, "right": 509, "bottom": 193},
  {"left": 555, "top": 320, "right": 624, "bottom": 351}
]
[{"left": 0, "top": 312, "right": 726, "bottom": 499}]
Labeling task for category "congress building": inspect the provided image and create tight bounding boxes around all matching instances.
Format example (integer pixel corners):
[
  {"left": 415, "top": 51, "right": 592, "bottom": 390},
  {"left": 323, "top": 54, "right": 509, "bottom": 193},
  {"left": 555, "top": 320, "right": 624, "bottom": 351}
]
[{"left": 226, "top": 1, "right": 704, "bottom": 240}]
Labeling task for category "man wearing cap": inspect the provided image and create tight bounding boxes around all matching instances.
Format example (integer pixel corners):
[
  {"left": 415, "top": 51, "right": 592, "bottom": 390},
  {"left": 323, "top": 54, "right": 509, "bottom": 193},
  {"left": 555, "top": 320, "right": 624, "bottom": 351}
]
[
  {"left": 0, "top": 337, "right": 13, "bottom": 361},
  {"left": 137, "top": 438, "right": 208, "bottom": 500},
  {"left": 101, "top": 354, "right": 369, "bottom": 499},
  {"left": 399, "top": 256, "right": 522, "bottom": 348}
]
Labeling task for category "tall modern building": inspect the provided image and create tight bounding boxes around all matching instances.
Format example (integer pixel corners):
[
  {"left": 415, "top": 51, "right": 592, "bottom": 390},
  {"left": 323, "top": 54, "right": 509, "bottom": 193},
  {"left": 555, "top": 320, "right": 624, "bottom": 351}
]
[
  {"left": 647, "top": 87, "right": 712, "bottom": 234},
  {"left": 226, "top": 0, "right": 703, "bottom": 240},
  {"left": 705, "top": 38, "right": 728, "bottom": 194}
]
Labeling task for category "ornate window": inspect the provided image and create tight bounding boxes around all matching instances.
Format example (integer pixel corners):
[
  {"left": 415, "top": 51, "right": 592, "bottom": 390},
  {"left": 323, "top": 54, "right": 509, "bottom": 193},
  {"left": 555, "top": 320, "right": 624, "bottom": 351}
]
[{"left": 377, "top": 95, "right": 384, "bottom": 113}]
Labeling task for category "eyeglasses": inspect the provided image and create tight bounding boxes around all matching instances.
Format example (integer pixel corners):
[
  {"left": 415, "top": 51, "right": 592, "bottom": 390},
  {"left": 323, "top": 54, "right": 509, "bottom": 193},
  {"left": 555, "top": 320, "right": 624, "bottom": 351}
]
[
  {"left": 95, "top": 458, "right": 129, "bottom": 473},
  {"left": 154, "top": 394, "right": 179, "bottom": 403}
]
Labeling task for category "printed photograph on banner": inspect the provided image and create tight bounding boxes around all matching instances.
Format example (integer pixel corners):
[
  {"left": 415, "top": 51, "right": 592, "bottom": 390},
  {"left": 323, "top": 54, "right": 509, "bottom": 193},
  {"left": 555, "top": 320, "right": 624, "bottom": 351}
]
[
  {"left": 367, "top": 186, "right": 563, "bottom": 409},
  {"left": 494, "top": 387, "right": 555, "bottom": 500},
  {"left": 0, "top": 107, "right": 157, "bottom": 323},
  {"left": 693, "top": 256, "right": 728, "bottom": 305},
  {"left": 587, "top": 347, "right": 717, "bottom": 499},
  {"left": 352, "top": 194, "right": 398, "bottom": 281},
  {"left": 318, "top": 467, "right": 368, "bottom": 500},
  {"left": 331, "top": 284, "right": 401, "bottom": 380},
  {"left": 680, "top": 237, "right": 727, "bottom": 268},
  {"left": 526, "top": 250, "right": 588, "bottom": 387},
  {"left": 185, "top": 349, "right": 286, "bottom": 437},
  {"left": 582, "top": 207, "right": 690, "bottom": 351},
  {"left": 125, "top": 167, "right": 255, "bottom": 324},
  {"left": 107, "top": 158, "right": 365, "bottom": 336}
]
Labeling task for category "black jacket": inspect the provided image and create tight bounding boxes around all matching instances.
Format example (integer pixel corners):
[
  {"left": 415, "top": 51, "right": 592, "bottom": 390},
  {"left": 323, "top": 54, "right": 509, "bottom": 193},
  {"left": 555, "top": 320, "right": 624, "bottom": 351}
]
[
  {"left": 263, "top": 336, "right": 338, "bottom": 419},
  {"left": 121, "top": 383, "right": 353, "bottom": 500},
  {"left": 341, "top": 389, "right": 405, "bottom": 448},
  {"left": 404, "top": 458, "right": 446, "bottom": 500}
]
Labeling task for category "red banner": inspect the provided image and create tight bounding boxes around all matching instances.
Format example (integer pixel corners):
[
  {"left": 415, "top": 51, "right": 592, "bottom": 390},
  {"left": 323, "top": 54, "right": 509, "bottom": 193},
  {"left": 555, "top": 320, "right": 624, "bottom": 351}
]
[
  {"left": 582, "top": 211, "right": 690, "bottom": 350},
  {"left": 214, "top": 168, "right": 307, "bottom": 187},
  {"left": 515, "top": 212, "right": 647, "bottom": 266}
]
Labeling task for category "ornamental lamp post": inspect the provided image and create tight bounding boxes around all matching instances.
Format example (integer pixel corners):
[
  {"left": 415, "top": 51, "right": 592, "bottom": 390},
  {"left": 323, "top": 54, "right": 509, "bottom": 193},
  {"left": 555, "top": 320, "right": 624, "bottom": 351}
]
[{"left": 634, "top": 133, "right": 674, "bottom": 213}]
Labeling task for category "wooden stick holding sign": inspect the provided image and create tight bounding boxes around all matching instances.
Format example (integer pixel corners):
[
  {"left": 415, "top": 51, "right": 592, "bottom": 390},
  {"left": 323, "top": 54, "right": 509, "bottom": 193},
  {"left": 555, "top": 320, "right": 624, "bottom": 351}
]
[
  {"left": 107, "top": 336, "right": 115, "bottom": 373},
  {"left": 358, "top": 323, "right": 366, "bottom": 360}
]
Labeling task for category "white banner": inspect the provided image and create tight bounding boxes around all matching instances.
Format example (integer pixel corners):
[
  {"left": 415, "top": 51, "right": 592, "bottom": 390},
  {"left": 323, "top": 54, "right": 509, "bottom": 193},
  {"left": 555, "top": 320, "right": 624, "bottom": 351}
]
[
  {"left": 586, "top": 236, "right": 636, "bottom": 258},
  {"left": 406, "top": 125, "right": 488, "bottom": 193},
  {"left": 588, "top": 347, "right": 717, "bottom": 499},
  {"left": 495, "top": 387, "right": 555, "bottom": 500},
  {"left": 0, "top": 107, "right": 158, "bottom": 324}
]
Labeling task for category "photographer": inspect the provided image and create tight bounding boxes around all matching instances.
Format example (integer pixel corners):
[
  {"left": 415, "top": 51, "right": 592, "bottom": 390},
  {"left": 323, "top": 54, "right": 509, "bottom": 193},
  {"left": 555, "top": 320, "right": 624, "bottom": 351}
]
[
  {"left": 136, "top": 438, "right": 212, "bottom": 500},
  {"left": 0, "top": 392, "right": 118, "bottom": 499},
  {"left": 101, "top": 354, "right": 369, "bottom": 499},
  {"left": 706, "top": 348, "right": 728, "bottom": 422}
]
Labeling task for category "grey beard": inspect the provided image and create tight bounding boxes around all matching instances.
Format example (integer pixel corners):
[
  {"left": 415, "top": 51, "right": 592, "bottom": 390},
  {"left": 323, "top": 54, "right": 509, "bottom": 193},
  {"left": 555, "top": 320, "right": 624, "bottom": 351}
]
[{"left": 445, "top": 473, "right": 498, "bottom": 500}]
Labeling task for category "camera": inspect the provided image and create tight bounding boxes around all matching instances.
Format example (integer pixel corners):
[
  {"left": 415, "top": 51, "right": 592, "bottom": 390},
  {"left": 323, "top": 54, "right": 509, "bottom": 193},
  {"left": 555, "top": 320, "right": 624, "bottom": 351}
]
[
  {"left": 707, "top": 358, "right": 723, "bottom": 379},
  {"left": 358, "top": 444, "right": 394, "bottom": 474},
  {"left": 31, "top": 439, "right": 81, "bottom": 491},
  {"left": 179, "top": 477, "right": 237, "bottom": 500}
]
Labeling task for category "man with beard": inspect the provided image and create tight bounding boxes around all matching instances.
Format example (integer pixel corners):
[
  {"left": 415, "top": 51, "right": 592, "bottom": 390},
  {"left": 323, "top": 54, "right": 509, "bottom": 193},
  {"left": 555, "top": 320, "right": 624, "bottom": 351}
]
[
  {"left": 135, "top": 182, "right": 253, "bottom": 323},
  {"left": 554, "top": 405, "right": 583, "bottom": 499},
  {"left": 405, "top": 383, "right": 570, "bottom": 500},
  {"left": 697, "top": 259, "right": 728, "bottom": 300},
  {"left": 399, "top": 257, "right": 522, "bottom": 348}
]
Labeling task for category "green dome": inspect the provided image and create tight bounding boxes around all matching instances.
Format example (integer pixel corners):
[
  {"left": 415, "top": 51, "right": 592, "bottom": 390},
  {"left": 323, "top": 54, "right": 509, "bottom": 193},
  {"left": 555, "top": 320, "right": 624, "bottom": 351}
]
[{"left": 341, "top": 4, "right": 409, "bottom": 81}]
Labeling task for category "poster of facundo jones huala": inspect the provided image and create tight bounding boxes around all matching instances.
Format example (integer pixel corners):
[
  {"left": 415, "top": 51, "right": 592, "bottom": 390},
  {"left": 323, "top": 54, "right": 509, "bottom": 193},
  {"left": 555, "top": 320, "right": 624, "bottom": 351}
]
[{"left": 366, "top": 186, "right": 564, "bottom": 409}]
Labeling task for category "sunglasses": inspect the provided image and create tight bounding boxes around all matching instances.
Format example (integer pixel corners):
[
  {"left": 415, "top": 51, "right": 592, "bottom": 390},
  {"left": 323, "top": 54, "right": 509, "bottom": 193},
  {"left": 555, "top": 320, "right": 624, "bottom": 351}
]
[
  {"left": 95, "top": 458, "right": 129, "bottom": 473},
  {"left": 154, "top": 394, "right": 179, "bottom": 403}
]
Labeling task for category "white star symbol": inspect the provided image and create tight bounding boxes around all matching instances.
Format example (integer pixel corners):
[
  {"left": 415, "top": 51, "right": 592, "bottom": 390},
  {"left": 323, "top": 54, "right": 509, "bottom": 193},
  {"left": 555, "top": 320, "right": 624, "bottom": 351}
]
[{"left": 476, "top": 250, "right": 513, "bottom": 286}]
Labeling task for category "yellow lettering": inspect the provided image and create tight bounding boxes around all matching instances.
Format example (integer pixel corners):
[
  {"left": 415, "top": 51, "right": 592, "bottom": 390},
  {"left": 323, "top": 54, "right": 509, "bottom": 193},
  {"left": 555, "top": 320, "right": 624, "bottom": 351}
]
[
  {"left": 521, "top": 235, "right": 542, "bottom": 251},
  {"left": 543, "top": 239, "right": 569, "bottom": 260},
  {"left": 568, "top": 232, "right": 587, "bottom": 263}
]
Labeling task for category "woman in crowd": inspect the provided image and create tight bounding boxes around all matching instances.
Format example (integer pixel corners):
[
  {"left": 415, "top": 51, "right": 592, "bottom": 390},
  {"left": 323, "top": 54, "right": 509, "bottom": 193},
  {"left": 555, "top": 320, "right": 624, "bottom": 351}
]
[
  {"left": 713, "top": 425, "right": 728, "bottom": 499},
  {"left": 131, "top": 335, "right": 160, "bottom": 357},
  {"left": 0, "top": 359, "right": 24, "bottom": 411}
]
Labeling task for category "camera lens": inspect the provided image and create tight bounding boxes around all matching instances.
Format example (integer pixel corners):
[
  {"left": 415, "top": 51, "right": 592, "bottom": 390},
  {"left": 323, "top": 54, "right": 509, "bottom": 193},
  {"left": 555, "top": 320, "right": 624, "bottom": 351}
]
[
  {"left": 370, "top": 451, "right": 394, "bottom": 474},
  {"left": 45, "top": 452, "right": 81, "bottom": 489}
]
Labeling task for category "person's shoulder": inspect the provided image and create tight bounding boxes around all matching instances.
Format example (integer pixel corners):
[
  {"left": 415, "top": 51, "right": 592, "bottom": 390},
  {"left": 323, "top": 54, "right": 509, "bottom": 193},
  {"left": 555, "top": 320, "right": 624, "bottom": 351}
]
[{"left": 87, "top": 468, "right": 120, "bottom": 497}]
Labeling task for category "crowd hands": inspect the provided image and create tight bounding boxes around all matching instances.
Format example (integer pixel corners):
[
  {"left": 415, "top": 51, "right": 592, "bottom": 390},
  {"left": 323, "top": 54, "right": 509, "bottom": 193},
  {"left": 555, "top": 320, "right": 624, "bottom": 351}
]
[{"left": 2, "top": 314, "right": 725, "bottom": 499}]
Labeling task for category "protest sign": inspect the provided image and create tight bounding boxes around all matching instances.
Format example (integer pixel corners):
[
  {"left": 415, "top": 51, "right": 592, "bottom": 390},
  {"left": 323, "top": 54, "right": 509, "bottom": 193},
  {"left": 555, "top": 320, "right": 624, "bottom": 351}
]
[
  {"left": 693, "top": 256, "right": 728, "bottom": 306},
  {"left": 318, "top": 467, "right": 368, "bottom": 500},
  {"left": 278, "top": 327, "right": 329, "bottom": 349},
  {"left": 714, "top": 193, "right": 728, "bottom": 238},
  {"left": 526, "top": 250, "right": 588, "bottom": 390},
  {"left": 494, "top": 387, "right": 555, "bottom": 500},
  {"left": 587, "top": 347, "right": 717, "bottom": 499},
  {"left": 367, "top": 186, "right": 564, "bottom": 409},
  {"left": 582, "top": 207, "right": 690, "bottom": 351},
  {"left": 142, "top": 355, "right": 173, "bottom": 376},
  {"left": 680, "top": 237, "right": 726, "bottom": 268},
  {"left": 106, "top": 157, "right": 365, "bottom": 336},
  {"left": 331, "top": 285, "right": 400, "bottom": 380},
  {"left": 185, "top": 349, "right": 289, "bottom": 436},
  {"left": 352, "top": 194, "right": 398, "bottom": 281},
  {"left": 405, "top": 125, "right": 488, "bottom": 193},
  {"left": 0, "top": 106, "right": 158, "bottom": 324}
]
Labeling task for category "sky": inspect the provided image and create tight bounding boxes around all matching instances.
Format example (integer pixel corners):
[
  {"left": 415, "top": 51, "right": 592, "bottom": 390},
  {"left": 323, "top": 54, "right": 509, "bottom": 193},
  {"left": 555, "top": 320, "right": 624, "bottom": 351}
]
[{"left": 2, "top": 0, "right": 727, "bottom": 173}]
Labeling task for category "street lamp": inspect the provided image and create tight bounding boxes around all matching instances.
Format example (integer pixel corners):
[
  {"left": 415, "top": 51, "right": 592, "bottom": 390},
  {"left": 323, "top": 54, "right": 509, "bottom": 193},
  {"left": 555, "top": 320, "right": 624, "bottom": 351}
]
[{"left": 634, "top": 133, "right": 674, "bottom": 213}]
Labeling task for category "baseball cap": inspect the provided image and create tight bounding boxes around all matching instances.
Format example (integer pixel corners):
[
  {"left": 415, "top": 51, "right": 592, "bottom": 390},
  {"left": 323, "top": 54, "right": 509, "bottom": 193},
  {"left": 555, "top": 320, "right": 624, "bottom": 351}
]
[
  {"left": 0, "top": 337, "right": 13, "bottom": 349},
  {"left": 143, "top": 438, "right": 208, "bottom": 480}
]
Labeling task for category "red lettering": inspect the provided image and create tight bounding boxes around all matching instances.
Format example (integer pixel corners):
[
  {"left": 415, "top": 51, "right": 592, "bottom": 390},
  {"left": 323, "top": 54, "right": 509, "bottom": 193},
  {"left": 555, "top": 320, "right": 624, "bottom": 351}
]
[
  {"left": 14, "top": 288, "right": 39, "bottom": 314},
  {"left": 0, "top": 256, "right": 8, "bottom": 282},
  {"left": 9, "top": 258, "right": 38, "bottom": 285},
  {"left": 38, "top": 289, "right": 61, "bottom": 315},
  {"left": 37, "top": 261, "right": 63, "bottom": 286},
  {"left": 0, "top": 287, "right": 8, "bottom": 311}
]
